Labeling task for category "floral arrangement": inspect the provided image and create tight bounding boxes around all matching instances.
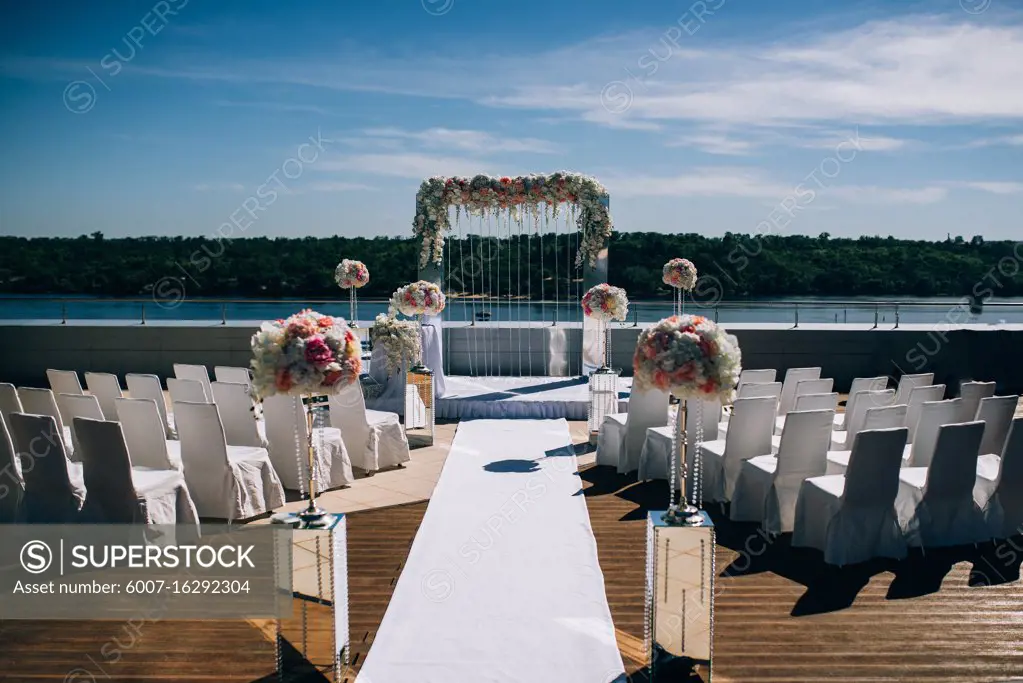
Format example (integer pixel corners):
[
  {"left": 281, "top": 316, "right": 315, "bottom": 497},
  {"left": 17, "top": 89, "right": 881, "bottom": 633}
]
[
  {"left": 663, "top": 258, "right": 697, "bottom": 290},
  {"left": 250, "top": 309, "right": 362, "bottom": 399},
  {"left": 582, "top": 283, "right": 629, "bottom": 322},
  {"left": 370, "top": 313, "right": 422, "bottom": 375},
  {"left": 390, "top": 280, "right": 446, "bottom": 317},
  {"left": 334, "top": 259, "right": 370, "bottom": 289},
  {"left": 413, "top": 171, "right": 613, "bottom": 269},
  {"left": 633, "top": 315, "right": 742, "bottom": 404}
]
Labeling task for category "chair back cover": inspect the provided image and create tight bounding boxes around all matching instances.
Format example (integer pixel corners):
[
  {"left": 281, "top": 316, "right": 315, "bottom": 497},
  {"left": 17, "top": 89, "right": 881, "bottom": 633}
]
[
  {"left": 737, "top": 381, "right": 782, "bottom": 401},
  {"left": 775, "top": 409, "right": 834, "bottom": 479},
  {"left": 893, "top": 373, "right": 936, "bottom": 406},
  {"left": 215, "top": 366, "right": 252, "bottom": 385},
  {"left": 685, "top": 398, "right": 720, "bottom": 444},
  {"left": 17, "top": 387, "right": 67, "bottom": 445},
  {"left": 622, "top": 387, "right": 670, "bottom": 467},
  {"left": 57, "top": 393, "right": 103, "bottom": 456},
  {"left": 115, "top": 398, "right": 175, "bottom": 470},
  {"left": 738, "top": 369, "right": 776, "bottom": 389},
  {"left": 903, "top": 384, "right": 946, "bottom": 443},
  {"left": 848, "top": 376, "right": 889, "bottom": 397},
  {"left": 861, "top": 403, "right": 908, "bottom": 433},
  {"left": 721, "top": 396, "right": 777, "bottom": 498},
  {"left": 923, "top": 421, "right": 984, "bottom": 498},
  {"left": 778, "top": 367, "right": 822, "bottom": 417},
  {"left": 793, "top": 378, "right": 833, "bottom": 402},
  {"left": 0, "top": 416, "right": 23, "bottom": 521},
  {"left": 330, "top": 382, "right": 371, "bottom": 462},
  {"left": 262, "top": 394, "right": 310, "bottom": 491},
  {"left": 0, "top": 383, "right": 23, "bottom": 425},
  {"left": 168, "top": 378, "right": 210, "bottom": 405},
  {"left": 844, "top": 389, "right": 896, "bottom": 444},
  {"left": 908, "top": 398, "right": 963, "bottom": 468},
  {"left": 957, "top": 381, "right": 997, "bottom": 422},
  {"left": 125, "top": 374, "right": 172, "bottom": 431},
  {"left": 842, "top": 427, "right": 909, "bottom": 507},
  {"left": 173, "top": 364, "right": 213, "bottom": 401},
  {"left": 74, "top": 416, "right": 139, "bottom": 523},
  {"left": 83, "top": 372, "right": 124, "bottom": 420},
  {"left": 7, "top": 412, "right": 77, "bottom": 518},
  {"left": 211, "top": 381, "right": 263, "bottom": 448},
  {"left": 794, "top": 392, "right": 839, "bottom": 412},
  {"left": 47, "top": 369, "right": 84, "bottom": 396},
  {"left": 174, "top": 401, "right": 231, "bottom": 469},
  {"left": 977, "top": 395, "right": 1019, "bottom": 455},
  {"left": 992, "top": 418, "right": 1023, "bottom": 506}
]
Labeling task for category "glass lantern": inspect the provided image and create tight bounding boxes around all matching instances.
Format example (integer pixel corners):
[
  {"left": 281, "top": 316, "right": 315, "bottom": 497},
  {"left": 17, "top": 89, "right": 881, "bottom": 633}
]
[
  {"left": 588, "top": 367, "right": 620, "bottom": 441},
  {"left": 406, "top": 365, "right": 435, "bottom": 448}
]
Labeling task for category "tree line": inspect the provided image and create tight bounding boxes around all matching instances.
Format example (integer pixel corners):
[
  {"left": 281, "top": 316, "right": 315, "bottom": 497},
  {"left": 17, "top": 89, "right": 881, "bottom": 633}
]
[{"left": 0, "top": 231, "right": 1018, "bottom": 301}]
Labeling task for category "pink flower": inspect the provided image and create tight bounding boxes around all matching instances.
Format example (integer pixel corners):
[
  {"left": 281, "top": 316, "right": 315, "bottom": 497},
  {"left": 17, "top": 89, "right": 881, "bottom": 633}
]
[
  {"left": 304, "top": 336, "right": 335, "bottom": 367},
  {"left": 275, "top": 369, "right": 293, "bottom": 392},
  {"left": 287, "top": 318, "right": 318, "bottom": 339}
]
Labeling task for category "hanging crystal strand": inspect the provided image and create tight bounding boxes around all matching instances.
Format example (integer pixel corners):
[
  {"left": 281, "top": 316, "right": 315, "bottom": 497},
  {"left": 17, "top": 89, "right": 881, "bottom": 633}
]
[
  {"left": 486, "top": 210, "right": 494, "bottom": 377},
  {"left": 644, "top": 519, "right": 654, "bottom": 670},
  {"left": 695, "top": 401, "right": 704, "bottom": 509},
  {"left": 516, "top": 209, "right": 523, "bottom": 377},
  {"left": 669, "top": 399, "right": 680, "bottom": 510},
  {"left": 526, "top": 206, "right": 534, "bottom": 378},
  {"left": 481, "top": 214, "right": 490, "bottom": 377},
  {"left": 540, "top": 208, "right": 546, "bottom": 329},
  {"left": 293, "top": 398, "right": 306, "bottom": 498},
  {"left": 681, "top": 288, "right": 686, "bottom": 316},
  {"left": 466, "top": 215, "right": 477, "bottom": 376},
  {"left": 553, "top": 204, "right": 560, "bottom": 327}
]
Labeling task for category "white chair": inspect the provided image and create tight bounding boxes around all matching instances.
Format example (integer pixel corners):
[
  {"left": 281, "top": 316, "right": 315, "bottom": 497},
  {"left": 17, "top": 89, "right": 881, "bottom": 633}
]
[
  {"left": 775, "top": 378, "right": 833, "bottom": 434},
  {"left": 719, "top": 382, "right": 781, "bottom": 435},
  {"left": 126, "top": 373, "right": 175, "bottom": 438},
  {"left": 173, "top": 401, "right": 284, "bottom": 521},
  {"left": 903, "top": 384, "right": 946, "bottom": 444},
  {"left": 0, "top": 383, "right": 23, "bottom": 425},
  {"left": 168, "top": 377, "right": 210, "bottom": 405},
  {"left": 955, "top": 381, "right": 997, "bottom": 422},
  {"left": 0, "top": 416, "right": 23, "bottom": 522},
  {"left": 976, "top": 395, "right": 1019, "bottom": 457},
  {"left": 47, "top": 369, "right": 84, "bottom": 396},
  {"left": 115, "top": 398, "right": 180, "bottom": 470},
  {"left": 7, "top": 412, "right": 85, "bottom": 523},
  {"left": 17, "top": 387, "right": 73, "bottom": 457},
  {"left": 905, "top": 398, "right": 963, "bottom": 468},
  {"left": 977, "top": 418, "right": 1023, "bottom": 539},
  {"left": 830, "top": 389, "right": 895, "bottom": 450},
  {"left": 263, "top": 394, "right": 354, "bottom": 491},
  {"left": 173, "top": 364, "right": 213, "bottom": 401},
  {"left": 893, "top": 373, "right": 935, "bottom": 406},
  {"left": 56, "top": 393, "right": 103, "bottom": 458},
  {"left": 211, "top": 381, "right": 266, "bottom": 448},
  {"left": 825, "top": 404, "right": 908, "bottom": 475},
  {"left": 731, "top": 409, "right": 834, "bottom": 534},
  {"left": 794, "top": 392, "right": 839, "bottom": 412},
  {"left": 215, "top": 366, "right": 252, "bottom": 386},
  {"left": 777, "top": 367, "right": 822, "bottom": 418},
  {"left": 636, "top": 399, "right": 719, "bottom": 494},
  {"left": 738, "top": 369, "right": 776, "bottom": 389},
  {"left": 595, "top": 387, "right": 669, "bottom": 474},
  {"left": 895, "top": 420, "right": 987, "bottom": 548},
  {"left": 74, "top": 416, "right": 198, "bottom": 526},
  {"left": 84, "top": 371, "right": 124, "bottom": 420},
  {"left": 329, "top": 382, "right": 411, "bottom": 473},
  {"left": 835, "top": 377, "right": 888, "bottom": 429},
  {"left": 793, "top": 427, "right": 909, "bottom": 566},
  {"left": 697, "top": 396, "right": 777, "bottom": 503}
]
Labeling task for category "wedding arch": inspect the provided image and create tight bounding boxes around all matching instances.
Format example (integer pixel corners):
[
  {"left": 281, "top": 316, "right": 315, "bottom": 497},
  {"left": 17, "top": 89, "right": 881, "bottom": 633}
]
[{"left": 412, "top": 172, "right": 613, "bottom": 377}]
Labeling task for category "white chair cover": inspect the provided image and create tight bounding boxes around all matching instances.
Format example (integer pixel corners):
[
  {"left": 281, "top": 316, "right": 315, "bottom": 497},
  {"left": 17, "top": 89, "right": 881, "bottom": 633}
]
[
  {"left": 720, "top": 382, "right": 781, "bottom": 434},
  {"left": 83, "top": 372, "right": 124, "bottom": 420},
  {"left": 835, "top": 377, "right": 888, "bottom": 428},
  {"left": 168, "top": 377, "right": 210, "bottom": 405},
  {"left": 795, "top": 392, "right": 839, "bottom": 412},
  {"left": 0, "top": 383, "right": 23, "bottom": 425},
  {"left": 56, "top": 393, "right": 103, "bottom": 458},
  {"left": 173, "top": 364, "right": 213, "bottom": 401},
  {"left": 979, "top": 418, "right": 1023, "bottom": 539},
  {"left": 18, "top": 387, "right": 73, "bottom": 457},
  {"left": 956, "top": 381, "right": 997, "bottom": 422},
  {"left": 595, "top": 413, "right": 628, "bottom": 469},
  {"left": 906, "top": 398, "right": 963, "bottom": 468},
  {"left": 126, "top": 373, "right": 175, "bottom": 438},
  {"left": 776, "top": 378, "right": 833, "bottom": 434},
  {"left": 115, "top": 398, "right": 180, "bottom": 470},
  {"left": 74, "top": 417, "right": 198, "bottom": 526},
  {"left": 173, "top": 401, "right": 285, "bottom": 521},
  {"left": 0, "top": 416, "right": 23, "bottom": 522},
  {"left": 214, "top": 366, "right": 252, "bottom": 386},
  {"left": 263, "top": 394, "right": 354, "bottom": 491},
  {"left": 329, "top": 381, "right": 411, "bottom": 473},
  {"left": 831, "top": 389, "right": 895, "bottom": 450},
  {"left": 793, "top": 427, "right": 909, "bottom": 566},
  {"left": 211, "top": 381, "right": 266, "bottom": 448},
  {"left": 777, "top": 367, "right": 822, "bottom": 417},
  {"left": 7, "top": 412, "right": 85, "bottom": 522},
  {"left": 595, "top": 387, "right": 670, "bottom": 474},
  {"left": 47, "top": 369, "right": 84, "bottom": 396},
  {"left": 738, "top": 369, "right": 776, "bottom": 389},
  {"left": 422, "top": 319, "right": 448, "bottom": 398},
  {"left": 893, "top": 373, "right": 935, "bottom": 406},
  {"left": 896, "top": 420, "right": 987, "bottom": 547},
  {"left": 699, "top": 396, "right": 776, "bottom": 502},
  {"left": 903, "top": 384, "right": 946, "bottom": 444},
  {"left": 977, "top": 395, "right": 1018, "bottom": 456},
  {"left": 732, "top": 409, "right": 834, "bottom": 533},
  {"left": 825, "top": 404, "right": 908, "bottom": 475}
]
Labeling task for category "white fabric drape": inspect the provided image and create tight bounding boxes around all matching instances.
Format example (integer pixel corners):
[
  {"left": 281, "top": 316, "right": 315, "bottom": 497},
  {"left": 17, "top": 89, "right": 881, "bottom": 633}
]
[
  {"left": 422, "top": 318, "right": 447, "bottom": 398},
  {"left": 979, "top": 417, "right": 1023, "bottom": 539},
  {"left": 329, "top": 382, "right": 410, "bottom": 473},
  {"left": 263, "top": 394, "right": 353, "bottom": 491},
  {"left": 8, "top": 412, "right": 84, "bottom": 523}
]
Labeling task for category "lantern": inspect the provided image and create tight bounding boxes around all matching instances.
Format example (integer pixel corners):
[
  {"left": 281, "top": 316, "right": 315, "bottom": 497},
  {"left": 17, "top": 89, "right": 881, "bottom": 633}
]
[
  {"left": 588, "top": 367, "right": 619, "bottom": 441},
  {"left": 406, "top": 365, "right": 435, "bottom": 447}
]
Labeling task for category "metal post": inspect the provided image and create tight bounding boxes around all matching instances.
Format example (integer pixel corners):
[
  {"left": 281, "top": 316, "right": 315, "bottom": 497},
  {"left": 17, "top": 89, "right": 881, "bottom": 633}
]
[
  {"left": 141, "top": 302, "right": 146, "bottom": 325},
  {"left": 633, "top": 304, "right": 639, "bottom": 327},
  {"left": 221, "top": 302, "right": 227, "bottom": 325},
  {"left": 874, "top": 304, "right": 879, "bottom": 328},
  {"left": 895, "top": 303, "right": 900, "bottom": 328},
  {"left": 714, "top": 305, "right": 719, "bottom": 323},
  {"left": 61, "top": 301, "right": 67, "bottom": 325},
  {"left": 794, "top": 303, "right": 799, "bottom": 328}
]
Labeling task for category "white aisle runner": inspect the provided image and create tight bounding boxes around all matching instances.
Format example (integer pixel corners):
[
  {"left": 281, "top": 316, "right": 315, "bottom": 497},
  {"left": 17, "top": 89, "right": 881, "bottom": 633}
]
[{"left": 356, "top": 419, "right": 627, "bottom": 683}]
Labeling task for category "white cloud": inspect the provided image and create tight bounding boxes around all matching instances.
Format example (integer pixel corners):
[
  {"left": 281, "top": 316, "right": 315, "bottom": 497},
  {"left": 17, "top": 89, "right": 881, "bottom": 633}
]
[
  {"left": 604, "top": 169, "right": 793, "bottom": 199},
  {"left": 305, "top": 181, "right": 377, "bottom": 192},
  {"left": 318, "top": 153, "right": 497, "bottom": 179},
  {"left": 668, "top": 134, "right": 757, "bottom": 155},
  {"left": 360, "top": 127, "right": 558, "bottom": 154},
  {"left": 956, "top": 181, "right": 1023, "bottom": 195},
  {"left": 825, "top": 185, "right": 948, "bottom": 204}
]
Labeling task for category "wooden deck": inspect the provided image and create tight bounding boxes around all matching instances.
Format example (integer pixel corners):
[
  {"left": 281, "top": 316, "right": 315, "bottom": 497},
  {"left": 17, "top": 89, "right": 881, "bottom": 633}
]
[{"left": 4, "top": 464, "right": 1023, "bottom": 681}]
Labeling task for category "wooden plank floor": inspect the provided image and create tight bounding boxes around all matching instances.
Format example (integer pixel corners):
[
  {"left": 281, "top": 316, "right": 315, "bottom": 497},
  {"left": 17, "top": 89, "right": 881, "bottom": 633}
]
[{"left": 4, "top": 463, "right": 1023, "bottom": 681}]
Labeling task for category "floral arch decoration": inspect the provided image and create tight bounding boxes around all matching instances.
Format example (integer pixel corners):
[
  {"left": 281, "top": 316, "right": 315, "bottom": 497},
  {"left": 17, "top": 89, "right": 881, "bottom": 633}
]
[{"left": 413, "top": 171, "right": 613, "bottom": 270}]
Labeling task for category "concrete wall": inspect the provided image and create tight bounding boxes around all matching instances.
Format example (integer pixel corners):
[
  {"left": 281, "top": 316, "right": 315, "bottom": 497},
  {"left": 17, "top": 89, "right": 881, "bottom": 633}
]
[{"left": 2, "top": 321, "right": 1020, "bottom": 394}]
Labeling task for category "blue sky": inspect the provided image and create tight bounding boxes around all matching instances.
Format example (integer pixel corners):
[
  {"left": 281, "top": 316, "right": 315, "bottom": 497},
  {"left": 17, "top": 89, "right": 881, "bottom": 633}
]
[{"left": 1, "top": 0, "right": 1022, "bottom": 241}]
